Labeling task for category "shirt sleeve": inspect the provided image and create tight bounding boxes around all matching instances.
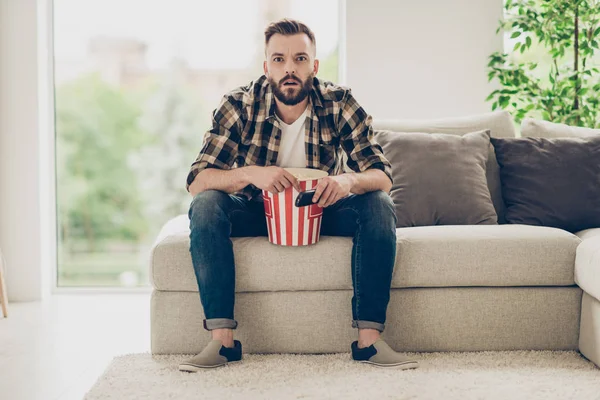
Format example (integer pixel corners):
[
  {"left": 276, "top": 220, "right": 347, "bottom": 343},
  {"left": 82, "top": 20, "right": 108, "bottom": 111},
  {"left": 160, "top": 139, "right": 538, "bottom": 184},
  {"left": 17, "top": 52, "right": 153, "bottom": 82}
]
[
  {"left": 186, "top": 95, "right": 242, "bottom": 192},
  {"left": 337, "top": 90, "right": 393, "bottom": 186}
]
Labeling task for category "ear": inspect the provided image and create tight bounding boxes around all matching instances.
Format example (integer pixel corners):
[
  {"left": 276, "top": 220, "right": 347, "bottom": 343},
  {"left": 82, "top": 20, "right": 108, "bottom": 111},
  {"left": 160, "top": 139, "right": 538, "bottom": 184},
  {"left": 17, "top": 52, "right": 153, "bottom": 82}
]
[
  {"left": 313, "top": 59, "right": 319, "bottom": 75},
  {"left": 263, "top": 60, "right": 268, "bottom": 76}
]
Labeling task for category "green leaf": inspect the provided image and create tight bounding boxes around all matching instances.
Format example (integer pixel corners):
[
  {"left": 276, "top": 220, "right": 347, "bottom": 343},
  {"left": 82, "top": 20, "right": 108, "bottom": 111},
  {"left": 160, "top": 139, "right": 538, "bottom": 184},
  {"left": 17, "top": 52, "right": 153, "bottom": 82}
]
[{"left": 487, "top": 3, "right": 600, "bottom": 127}]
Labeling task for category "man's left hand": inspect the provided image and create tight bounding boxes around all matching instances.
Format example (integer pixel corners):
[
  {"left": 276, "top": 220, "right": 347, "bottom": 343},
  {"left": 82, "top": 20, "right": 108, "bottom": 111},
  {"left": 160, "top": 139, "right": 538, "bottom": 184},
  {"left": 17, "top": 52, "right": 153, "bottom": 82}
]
[{"left": 312, "top": 175, "right": 354, "bottom": 208}]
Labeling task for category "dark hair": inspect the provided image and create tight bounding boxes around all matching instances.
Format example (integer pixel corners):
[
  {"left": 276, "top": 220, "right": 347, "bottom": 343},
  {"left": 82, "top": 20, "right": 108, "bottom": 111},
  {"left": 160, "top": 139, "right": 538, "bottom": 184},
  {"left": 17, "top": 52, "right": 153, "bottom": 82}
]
[{"left": 264, "top": 18, "right": 316, "bottom": 50}]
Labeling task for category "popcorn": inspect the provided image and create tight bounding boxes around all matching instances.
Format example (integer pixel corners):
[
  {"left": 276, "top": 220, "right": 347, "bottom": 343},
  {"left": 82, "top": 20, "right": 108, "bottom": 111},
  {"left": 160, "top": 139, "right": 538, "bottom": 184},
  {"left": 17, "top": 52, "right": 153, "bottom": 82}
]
[{"left": 285, "top": 168, "right": 328, "bottom": 181}]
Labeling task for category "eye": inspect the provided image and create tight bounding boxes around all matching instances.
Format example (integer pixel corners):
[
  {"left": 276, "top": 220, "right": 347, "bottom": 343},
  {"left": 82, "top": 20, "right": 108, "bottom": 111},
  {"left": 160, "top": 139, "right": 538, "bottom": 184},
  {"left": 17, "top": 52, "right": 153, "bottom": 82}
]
[
  {"left": 273, "top": 57, "right": 283, "bottom": 62},
  {"left": 297, "top": 56, "right": 307, "bottom": 62}
]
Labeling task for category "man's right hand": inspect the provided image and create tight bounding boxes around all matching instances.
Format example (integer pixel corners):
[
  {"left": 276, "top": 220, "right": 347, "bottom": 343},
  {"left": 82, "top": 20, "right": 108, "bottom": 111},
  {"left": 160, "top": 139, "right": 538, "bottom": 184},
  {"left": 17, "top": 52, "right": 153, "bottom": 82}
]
[{"left": 247, "top": 166, "right": 301, "bottom": 194}]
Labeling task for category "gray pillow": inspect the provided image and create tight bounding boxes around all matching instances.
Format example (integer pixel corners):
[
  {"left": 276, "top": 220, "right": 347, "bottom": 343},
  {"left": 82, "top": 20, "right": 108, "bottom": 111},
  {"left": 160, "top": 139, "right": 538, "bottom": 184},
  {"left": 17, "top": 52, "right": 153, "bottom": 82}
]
[
  {"left": 375, "top": 129, "right": 498, "bottom": 227},
  {"left": 490, "top": 136, "right": 600, "bottom": 233},
  {"left": 364, "top": 111, "right": 517, "bottom": 223}
]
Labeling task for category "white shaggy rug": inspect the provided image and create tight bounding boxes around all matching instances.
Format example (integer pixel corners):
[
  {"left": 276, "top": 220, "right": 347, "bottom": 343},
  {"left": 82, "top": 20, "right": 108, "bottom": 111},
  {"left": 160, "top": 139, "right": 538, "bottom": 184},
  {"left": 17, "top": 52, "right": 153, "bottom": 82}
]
[{"left": 84, "top": 350, "right": 600, "bottom": 400}]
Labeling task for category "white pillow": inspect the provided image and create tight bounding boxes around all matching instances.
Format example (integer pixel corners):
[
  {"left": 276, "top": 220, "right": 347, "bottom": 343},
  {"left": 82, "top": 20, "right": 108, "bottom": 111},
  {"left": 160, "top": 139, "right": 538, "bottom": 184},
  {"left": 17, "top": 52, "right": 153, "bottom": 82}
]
[{"left": 521, "top": 118, "right": 600, "bottom": 138}]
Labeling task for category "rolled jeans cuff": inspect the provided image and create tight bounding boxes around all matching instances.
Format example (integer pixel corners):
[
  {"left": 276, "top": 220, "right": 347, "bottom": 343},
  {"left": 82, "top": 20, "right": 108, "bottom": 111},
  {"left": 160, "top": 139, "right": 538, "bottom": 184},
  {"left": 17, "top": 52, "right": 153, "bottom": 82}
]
[
  {"left": 352, "top": 320, "right": 385, "bottom": 333},
  {"left": 203, "top": 318, "right": 238, "bottom": 331}
]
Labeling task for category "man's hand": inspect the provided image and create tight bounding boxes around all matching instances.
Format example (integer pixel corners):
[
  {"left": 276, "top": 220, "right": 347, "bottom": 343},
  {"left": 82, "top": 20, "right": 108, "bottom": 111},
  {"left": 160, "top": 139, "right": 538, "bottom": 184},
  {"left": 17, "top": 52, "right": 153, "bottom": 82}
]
[
  {"left": 248, "top": 166, "right": 302, "bottom": 194},
  {"left": 312, "top": 175, "right": 355, "bottom": 208}
]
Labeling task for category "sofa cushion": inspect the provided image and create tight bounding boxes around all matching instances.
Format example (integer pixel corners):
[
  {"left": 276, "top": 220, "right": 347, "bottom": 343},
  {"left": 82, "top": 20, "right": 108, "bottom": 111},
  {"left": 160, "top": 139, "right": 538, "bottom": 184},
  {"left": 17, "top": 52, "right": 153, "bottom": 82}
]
[
  {"left": 151, "top": 215, "right": 580, "bottom": 292},
  {"left": 490, "top": 135, "right": 600, "bottom": 233},
  {"left": 575, "top": 228, "right": 600, "bottom": 241},
  {"left": 375, "top": 129, "right": 497, "bottom": 227},
  {"left": 521, "top": 118, "right": 600, "bottom": 138},
  {"left": 363, "top": 110, "right": 517, "bottom": 224},
  {"left": 575, "top": 235, "right": 600, "bottom": 301}
]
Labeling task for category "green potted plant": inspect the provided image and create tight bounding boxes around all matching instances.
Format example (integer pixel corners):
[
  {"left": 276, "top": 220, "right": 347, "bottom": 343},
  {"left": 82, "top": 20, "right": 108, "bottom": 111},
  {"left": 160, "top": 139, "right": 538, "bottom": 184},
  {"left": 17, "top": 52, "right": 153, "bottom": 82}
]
[{"left": 487, "top": 0, "right": 600, "bottom": 128}]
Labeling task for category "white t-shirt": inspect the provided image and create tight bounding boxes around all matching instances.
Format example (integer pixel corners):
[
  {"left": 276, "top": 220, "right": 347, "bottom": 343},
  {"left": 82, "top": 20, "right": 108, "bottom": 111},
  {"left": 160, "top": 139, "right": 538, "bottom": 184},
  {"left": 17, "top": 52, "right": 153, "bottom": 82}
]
[{"left": 275, "top": 107, "right": 308, "bottom": 168}]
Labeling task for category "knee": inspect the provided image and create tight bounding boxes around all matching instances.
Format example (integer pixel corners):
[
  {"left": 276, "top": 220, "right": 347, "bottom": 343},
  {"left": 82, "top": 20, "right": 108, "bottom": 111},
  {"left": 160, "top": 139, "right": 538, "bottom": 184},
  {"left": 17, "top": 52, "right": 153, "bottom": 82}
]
[
  {"left": 359, "top": 191, "right": 397, "bottom": 231},
  {"left": 362, "top": 190, "right": 395, "bottom": 214},
  {"left": 189, "top": 190, "right": 231, "bottom": 226}
]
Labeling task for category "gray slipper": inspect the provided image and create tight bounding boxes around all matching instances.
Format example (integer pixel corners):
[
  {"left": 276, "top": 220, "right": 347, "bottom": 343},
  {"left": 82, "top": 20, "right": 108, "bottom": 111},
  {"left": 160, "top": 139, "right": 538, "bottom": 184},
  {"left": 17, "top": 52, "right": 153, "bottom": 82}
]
[
  {"left": 179, "top": 339, "right": 242, "bottom": 372},
  {"left": 351, "top": 338, "right": 420, "bottom": 369}
]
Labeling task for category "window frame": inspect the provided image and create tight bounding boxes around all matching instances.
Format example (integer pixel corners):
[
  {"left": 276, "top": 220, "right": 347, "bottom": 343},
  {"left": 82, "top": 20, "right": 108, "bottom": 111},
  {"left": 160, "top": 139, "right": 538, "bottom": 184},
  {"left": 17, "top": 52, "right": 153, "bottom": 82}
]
[{"left": 47, "top": 0, "right": 347, "bottom": 294}]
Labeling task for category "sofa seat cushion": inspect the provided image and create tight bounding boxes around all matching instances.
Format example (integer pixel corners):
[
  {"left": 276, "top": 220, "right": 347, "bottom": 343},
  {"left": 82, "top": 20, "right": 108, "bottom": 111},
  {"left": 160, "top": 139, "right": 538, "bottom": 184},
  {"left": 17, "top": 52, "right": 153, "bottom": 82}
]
[
  {"left": 150, "top": 215, "right": 580, "bottom": 292},
  {"left": 575, "top": 228, "right": 600, "bottom": 241},
  {"left": 574, "top": 229, "right": 600, "bottom": 301}
]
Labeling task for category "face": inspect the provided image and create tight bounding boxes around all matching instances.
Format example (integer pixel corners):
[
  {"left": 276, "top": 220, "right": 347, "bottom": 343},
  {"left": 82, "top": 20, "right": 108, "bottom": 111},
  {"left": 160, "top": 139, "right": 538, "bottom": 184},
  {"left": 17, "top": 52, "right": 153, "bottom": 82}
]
[{"left": 264, "top": 33, "right": 319, "bottom": 106}]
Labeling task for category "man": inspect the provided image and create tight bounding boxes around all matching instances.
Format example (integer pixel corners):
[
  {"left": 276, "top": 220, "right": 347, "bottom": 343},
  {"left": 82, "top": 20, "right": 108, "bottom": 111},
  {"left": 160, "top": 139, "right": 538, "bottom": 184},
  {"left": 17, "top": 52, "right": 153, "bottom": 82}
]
[{"left": 179, "top": 18, "right": 419, "bottom": 371}]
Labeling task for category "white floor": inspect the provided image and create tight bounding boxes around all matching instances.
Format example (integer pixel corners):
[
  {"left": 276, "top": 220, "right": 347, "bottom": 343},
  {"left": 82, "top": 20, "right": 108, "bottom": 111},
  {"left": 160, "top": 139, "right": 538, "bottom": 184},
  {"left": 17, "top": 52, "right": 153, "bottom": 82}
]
[{"left": 0, "top": 294, "right": 153, "bottom": 400}]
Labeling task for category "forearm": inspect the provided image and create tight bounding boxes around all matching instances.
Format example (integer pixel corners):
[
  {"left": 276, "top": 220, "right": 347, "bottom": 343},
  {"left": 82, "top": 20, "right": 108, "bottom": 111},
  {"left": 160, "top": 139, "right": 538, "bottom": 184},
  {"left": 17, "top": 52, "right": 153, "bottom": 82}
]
[
  {"left": 343, "top": 169, "right": 392, "bottom": 195},
  {"left": 188, "top": 166, "right": 254, "bottom": 196}
]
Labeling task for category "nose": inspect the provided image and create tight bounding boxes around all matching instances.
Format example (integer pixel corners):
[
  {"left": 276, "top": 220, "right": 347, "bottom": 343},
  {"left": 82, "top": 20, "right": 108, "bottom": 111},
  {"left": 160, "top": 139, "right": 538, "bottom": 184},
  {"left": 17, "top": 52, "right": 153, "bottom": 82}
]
[{"left": 284, "top": 59, "right": 296, "bottom": 75}]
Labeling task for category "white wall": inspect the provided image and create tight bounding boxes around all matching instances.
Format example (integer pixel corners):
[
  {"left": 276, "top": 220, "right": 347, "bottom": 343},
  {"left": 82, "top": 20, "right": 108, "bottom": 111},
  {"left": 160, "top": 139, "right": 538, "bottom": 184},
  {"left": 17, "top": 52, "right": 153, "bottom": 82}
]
[
  {"left": 345, "top": 0, "right": 503, "bottom": 119},
  {"left": 0, "top": 0, "right": 51, "bottom": 302}
]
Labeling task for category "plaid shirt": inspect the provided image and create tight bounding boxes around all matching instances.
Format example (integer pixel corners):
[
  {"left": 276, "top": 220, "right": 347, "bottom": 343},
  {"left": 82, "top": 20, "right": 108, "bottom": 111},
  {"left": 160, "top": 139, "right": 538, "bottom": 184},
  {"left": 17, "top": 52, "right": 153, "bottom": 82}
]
[{"left": 186, "top": 75, "right": 393, "bottom": 202}]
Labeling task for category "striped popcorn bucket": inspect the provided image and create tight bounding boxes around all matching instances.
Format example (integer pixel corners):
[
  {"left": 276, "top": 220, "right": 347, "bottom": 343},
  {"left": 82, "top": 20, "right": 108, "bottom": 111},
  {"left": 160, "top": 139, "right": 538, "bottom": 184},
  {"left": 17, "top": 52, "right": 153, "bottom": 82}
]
[{"left": 262, "top": 168, "right": 329, "bottom": 246}]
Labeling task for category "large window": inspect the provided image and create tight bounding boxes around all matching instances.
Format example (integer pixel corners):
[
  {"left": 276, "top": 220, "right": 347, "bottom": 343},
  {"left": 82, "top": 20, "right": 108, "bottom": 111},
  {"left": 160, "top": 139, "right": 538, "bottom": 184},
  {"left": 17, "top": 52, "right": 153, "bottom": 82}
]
[{"left": 53, "top": 0, "right": 341, "bottom": 287}]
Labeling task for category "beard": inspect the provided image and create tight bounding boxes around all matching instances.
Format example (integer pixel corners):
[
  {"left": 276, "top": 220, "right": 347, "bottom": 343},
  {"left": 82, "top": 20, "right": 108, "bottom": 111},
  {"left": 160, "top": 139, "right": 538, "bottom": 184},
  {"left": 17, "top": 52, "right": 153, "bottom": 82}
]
[{"left": 269, "top": 73, "right": 314, "bottom": 106}]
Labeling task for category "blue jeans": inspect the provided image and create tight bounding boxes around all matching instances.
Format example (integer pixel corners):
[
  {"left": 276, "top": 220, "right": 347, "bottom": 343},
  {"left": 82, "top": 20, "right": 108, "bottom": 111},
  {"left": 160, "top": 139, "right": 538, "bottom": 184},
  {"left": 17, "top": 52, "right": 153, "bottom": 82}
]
[{"left": 188, "top": 189, "right": 397, "bottom": 333}]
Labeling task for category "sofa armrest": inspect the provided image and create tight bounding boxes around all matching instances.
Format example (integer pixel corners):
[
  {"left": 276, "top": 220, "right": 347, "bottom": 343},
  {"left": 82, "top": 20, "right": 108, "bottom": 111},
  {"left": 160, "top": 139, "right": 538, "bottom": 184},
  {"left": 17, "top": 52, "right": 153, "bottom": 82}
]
[{"left": 575, "top": 236, "right": 600, "bottom": 301}]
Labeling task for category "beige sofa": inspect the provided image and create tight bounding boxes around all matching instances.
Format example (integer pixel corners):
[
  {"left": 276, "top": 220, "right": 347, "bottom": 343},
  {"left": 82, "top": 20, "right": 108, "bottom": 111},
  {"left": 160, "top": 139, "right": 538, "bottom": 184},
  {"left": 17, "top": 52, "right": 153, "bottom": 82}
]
[{"left": 149, "top": 111, "right": 600, "bottom": 369}]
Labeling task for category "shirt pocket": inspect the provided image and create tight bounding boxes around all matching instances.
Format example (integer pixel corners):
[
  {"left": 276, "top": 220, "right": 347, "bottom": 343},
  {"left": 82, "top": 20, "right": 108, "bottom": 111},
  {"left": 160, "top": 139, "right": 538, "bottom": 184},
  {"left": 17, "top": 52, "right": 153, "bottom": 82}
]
[
  {"left": 319, "top": 125, "right": 336, "bottom": 145},
  {"left": 241, "top": 120, "right": 277, "bottom": 166},
  {"left": 241, "top": 120, "right": 267, "bottom": 146}
]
